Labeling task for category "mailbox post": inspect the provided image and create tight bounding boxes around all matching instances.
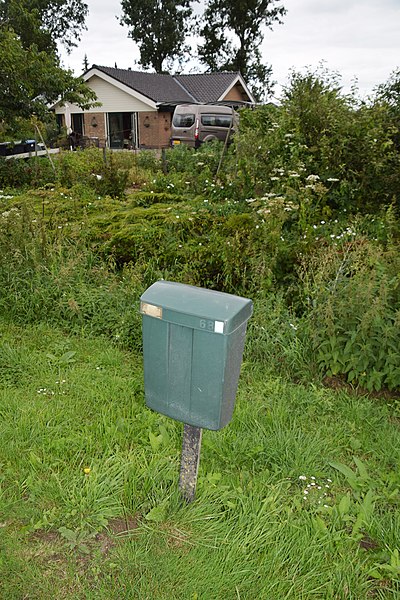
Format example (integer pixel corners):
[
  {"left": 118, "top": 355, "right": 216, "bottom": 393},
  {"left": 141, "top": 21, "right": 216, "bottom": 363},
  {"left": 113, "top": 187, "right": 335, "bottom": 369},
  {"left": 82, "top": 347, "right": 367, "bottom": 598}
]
[{"left": 140, "top": 281, "right": 252, "bottom": 501}]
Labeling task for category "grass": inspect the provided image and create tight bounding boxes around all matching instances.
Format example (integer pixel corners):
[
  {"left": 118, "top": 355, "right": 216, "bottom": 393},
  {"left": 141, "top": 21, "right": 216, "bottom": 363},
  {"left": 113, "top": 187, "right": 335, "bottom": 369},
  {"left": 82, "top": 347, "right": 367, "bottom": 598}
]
[{"left": 1, "top": 320, "right": 399, "bottom": 598}]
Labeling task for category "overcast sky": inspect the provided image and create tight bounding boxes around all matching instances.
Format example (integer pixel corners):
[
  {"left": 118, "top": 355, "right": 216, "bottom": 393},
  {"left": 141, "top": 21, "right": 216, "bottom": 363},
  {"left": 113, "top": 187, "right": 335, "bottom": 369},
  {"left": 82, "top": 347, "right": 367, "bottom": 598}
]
[{"left": 59, "top": 0, "right": 400, "bottom": 100}]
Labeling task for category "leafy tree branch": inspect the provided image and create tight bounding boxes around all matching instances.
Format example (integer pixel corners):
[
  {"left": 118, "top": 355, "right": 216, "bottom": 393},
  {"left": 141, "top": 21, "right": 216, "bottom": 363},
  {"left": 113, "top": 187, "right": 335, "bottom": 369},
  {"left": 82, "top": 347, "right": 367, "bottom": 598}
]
[
  {"left": 198, "top": 0, "right": 286, "bottom": 100},
  {"left": 120, "top": 0, "right": 194, "bottom": 73}
]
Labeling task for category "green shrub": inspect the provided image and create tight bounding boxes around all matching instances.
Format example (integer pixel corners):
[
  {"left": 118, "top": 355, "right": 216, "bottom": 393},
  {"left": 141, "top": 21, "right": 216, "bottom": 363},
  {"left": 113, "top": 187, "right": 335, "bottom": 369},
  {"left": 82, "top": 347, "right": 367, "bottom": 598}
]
[
  {"left": 0, "top": 149, "right": 141, "bottom": 198},
  {"left": 0, "top": 155, "right": 56, "bottom": 188},
  {"left": 95, "top": 153, "right": 128, "bottom": 198},
  {"left": 165, "top": 140, "right": 225, "bottom": 175},
  {"left": 299, "top": 222, "right": 400, "bottom": 391},
  {"left": 56, "top": 147, "right": 105, "bottom": 187},
  {"left": 134, "top": 149, "right": 162, "bottom": 173},
  {"left": 130, "top": 191, "right": 187, "bottom": 207},
  {"left": 236, "top": 66, "right": 400, "bottom": 215}
]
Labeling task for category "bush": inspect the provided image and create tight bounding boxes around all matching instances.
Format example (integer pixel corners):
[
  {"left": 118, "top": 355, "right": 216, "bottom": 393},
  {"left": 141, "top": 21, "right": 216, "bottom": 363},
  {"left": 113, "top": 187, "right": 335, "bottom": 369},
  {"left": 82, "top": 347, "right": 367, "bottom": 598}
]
[
  {"left": 0, "top": 155, "right": 56, "bottom": 188},
  {"left": 299, "top": 217, "right": 400, "bottom": 391},
  {"left": 0, "top": 148, "right": 140, "bottom": 198},
  {"left": 235, "top": 66, "right": 400, "bottom": 215}
]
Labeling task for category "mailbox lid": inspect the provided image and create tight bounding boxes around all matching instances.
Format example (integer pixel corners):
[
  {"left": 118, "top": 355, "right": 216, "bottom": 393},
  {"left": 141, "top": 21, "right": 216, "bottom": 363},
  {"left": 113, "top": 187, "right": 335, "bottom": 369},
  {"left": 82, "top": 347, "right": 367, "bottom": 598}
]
[{"left": 140, "top": 281, "right": 252, "bottom": 334}]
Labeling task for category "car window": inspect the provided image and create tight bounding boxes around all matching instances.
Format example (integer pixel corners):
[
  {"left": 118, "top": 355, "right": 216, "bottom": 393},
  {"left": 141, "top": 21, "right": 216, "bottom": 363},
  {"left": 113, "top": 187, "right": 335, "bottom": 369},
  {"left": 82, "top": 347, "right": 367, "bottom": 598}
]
[
  {"left": 201, "top": 115, "right": 232, "bottom": 127},
  {"left": 173, "top": 113, "right": 195, "bottom": 127}
]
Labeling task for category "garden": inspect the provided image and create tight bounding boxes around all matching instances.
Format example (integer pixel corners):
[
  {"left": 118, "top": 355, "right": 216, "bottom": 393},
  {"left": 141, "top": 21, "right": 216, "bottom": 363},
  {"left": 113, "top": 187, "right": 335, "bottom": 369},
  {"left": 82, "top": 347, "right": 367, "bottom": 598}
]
[{"left": 0, "top": 68, "right": 399, "bottom": 598}]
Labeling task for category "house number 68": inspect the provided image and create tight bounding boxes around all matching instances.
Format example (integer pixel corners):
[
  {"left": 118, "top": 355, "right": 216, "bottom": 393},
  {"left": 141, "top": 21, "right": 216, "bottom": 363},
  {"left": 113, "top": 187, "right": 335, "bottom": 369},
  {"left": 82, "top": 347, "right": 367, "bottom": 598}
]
[{"left": 200, "top": 319, "right": 214, "bottom": 331}]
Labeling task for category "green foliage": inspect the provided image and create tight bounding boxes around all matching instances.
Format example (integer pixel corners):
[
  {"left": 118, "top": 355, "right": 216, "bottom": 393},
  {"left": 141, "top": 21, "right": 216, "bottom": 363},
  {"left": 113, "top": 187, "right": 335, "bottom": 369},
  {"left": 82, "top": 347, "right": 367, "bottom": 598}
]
[
  {"left": 2, "top": 153, "right": 400, "bottom": 393},
  {"left": 0, "top": 199, "right": 144, "bottom": 348},
  {"left": 0, "top": 0, "right": 89, "bottom": 53},
  {"left": 1, "top": 61, "right": 400, "bottom": 394},
  {"left": 0, "top": 28, "right": 96, "bottom": 124},
  {"left": 0, "top": 155, "right": 55, "bottom": 188},
  {"left": 0, "top": 148, "right": 137, "bottom": 195},
  {"left": 0, "top": 0, "right": 95, "bottom": 125},
  {"left": 236, "top": 66, "right": 400, "bottom": 212},
  {"left": 120, "top": 0, "right": 193, "bottom": 72},
  {"left": 299, "top": 217, "right": 400, "bottom": 391},
  {"left": 57, "top": 147, "right": 106, "bottom": 187},
  {"left": 166, "top": 139, "right": 227, "bottom": 176},
  {"left": 131, "top": 191, "right": 186, "bottom": 206},
  {"left": 95, "top": 153, "right": 129, "bottom": 199},
  {"left": 0, "top": 115, "right": 45, "bottom": 143},
  {"left": 133, "top": 149, "right": 163, "bottom": 173},
  {"left": 375, "top": 67, "right": 400, "bottom": 120},
  {"left": 246, "top": 293, "right": 313, "bottom": 382}
]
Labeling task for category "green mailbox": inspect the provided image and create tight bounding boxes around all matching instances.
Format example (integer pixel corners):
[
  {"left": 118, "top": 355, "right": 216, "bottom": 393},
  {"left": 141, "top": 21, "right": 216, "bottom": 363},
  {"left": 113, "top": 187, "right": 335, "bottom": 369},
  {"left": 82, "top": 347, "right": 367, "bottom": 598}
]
[{"left": 140, "top": 281, "right": 253, "bottom": 430}]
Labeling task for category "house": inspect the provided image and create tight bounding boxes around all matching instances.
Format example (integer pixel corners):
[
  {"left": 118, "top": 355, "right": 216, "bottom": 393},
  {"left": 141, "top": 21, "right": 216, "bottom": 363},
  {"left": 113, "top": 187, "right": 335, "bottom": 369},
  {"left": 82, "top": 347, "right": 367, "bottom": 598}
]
[{"left": 53, "top": 66, "right": 255, "bottom": 149}]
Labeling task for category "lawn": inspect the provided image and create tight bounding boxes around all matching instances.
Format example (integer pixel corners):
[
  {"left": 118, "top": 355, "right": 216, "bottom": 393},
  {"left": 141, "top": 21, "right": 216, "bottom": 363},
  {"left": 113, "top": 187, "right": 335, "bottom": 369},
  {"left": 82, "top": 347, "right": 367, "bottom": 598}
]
[{"left": 1, "top": 320, "right": 399, "bottom": 599}]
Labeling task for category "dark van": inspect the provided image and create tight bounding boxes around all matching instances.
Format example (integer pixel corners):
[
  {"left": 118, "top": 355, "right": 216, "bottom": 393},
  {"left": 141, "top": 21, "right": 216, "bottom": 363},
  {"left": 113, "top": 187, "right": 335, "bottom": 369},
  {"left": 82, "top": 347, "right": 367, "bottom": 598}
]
[{"left": 170, "top": 104, "right": 238, "bottom": 148}]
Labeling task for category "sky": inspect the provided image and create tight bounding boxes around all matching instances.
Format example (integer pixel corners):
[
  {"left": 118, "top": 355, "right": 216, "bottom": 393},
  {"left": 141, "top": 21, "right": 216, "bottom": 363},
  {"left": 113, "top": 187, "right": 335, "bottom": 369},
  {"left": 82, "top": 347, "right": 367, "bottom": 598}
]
[{"left": 59, "top": 0, "right": 400, "bottom": 100}]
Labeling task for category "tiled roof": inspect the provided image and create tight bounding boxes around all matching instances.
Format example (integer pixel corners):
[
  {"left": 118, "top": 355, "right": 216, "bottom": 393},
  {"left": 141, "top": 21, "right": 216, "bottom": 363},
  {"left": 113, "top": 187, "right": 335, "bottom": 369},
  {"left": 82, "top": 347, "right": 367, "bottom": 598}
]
[
  {"left": 92, "top": 65, "right": 194, "bottom": 103},
  {"left": 174, "top": 72, "right": 241, "bottom": 103},
  {"left": 90, "top": 66, "right": 245, "bottom": 104}
]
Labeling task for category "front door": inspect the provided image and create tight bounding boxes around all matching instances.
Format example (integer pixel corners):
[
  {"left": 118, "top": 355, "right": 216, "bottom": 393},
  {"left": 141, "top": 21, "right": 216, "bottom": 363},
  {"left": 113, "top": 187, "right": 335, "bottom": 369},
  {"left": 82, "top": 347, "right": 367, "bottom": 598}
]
[
  {"left": 108, "top": 112, "right": 138, "bottom": 149},
  {"left": 71, "top": 113, "right": 84, "bottom": 135}
]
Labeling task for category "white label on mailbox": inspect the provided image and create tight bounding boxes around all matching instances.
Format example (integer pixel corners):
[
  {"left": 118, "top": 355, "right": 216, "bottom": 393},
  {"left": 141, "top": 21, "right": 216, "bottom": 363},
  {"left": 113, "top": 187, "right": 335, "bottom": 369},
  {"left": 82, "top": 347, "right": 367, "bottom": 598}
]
[
  {"left": 141, "top": 302, "right": 163, "bottom": 319},
  {"left": 214, "top": 321, "right": 224, "bottom": 334}
]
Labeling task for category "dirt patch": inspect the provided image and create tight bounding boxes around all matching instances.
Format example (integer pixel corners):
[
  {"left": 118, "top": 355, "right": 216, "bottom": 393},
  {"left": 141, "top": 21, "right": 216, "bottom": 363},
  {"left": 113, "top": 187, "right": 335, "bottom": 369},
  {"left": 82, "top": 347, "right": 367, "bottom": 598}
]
[
  {"left": 106, "top": 515, "right": 138, "bottom": 537},
  {"left": 28, "top": 514, "right": 139, "bottom": 563},
  {"left": 92, "top": 515, "right": 139, "bottom": 557},
  {"left": 323, "top": 376, "right": 400, "bottom": 401},
  {"left": 360, "top": 536, "right": 380, "bottom": 551},
  {"left": 30, "top": 529, "right": 60, "bottom": 544}
]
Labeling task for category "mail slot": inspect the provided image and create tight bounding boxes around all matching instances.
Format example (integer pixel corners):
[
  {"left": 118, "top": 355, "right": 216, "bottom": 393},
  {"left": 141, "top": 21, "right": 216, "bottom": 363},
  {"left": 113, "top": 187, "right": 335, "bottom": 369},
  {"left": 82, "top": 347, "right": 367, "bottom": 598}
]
[{"left": 140, "top": 281, "right": 253, "bottom": 430}]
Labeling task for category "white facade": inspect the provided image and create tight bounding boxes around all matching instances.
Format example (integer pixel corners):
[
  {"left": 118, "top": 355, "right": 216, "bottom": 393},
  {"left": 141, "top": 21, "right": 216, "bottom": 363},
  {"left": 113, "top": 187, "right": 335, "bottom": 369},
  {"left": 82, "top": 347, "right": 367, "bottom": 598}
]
[{"left": 54, "top": 69, "right": 157, "bottom": 116}]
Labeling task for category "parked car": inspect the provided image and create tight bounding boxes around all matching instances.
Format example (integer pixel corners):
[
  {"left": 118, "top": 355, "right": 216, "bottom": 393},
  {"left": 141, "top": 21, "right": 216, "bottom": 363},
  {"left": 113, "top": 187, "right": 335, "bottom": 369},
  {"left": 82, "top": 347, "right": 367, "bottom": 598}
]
[
  {"left": 170, "top": 104, "right": 238, "bottom": 148},
  {"left": 0, "top": 140, "right": 44, "bottom": 156}
]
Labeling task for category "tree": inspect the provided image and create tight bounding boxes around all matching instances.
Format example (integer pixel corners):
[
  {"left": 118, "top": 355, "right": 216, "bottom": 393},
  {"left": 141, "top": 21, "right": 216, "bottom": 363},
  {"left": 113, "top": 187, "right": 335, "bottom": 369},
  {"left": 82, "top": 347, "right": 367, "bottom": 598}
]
[
  {"left": 375, "top": 68, "right": 400, "bottom": 120},
  {"left": 0, "top": 0, "right": 95, "bottom": 127},
  {"left": 0, "top": 0, "right": 89, "bottom": 53},
  {"left": 120, "top": 0, "right": 193, "bottom": 73},
  {"left": 198, "top": 0, "right": 286, "bottom": 100},
  {"left": 374, "top": 68, "right": 400, "bottom": 152},
  {"left": 0, "top": 28, "right": 96, "bottom": 125}
]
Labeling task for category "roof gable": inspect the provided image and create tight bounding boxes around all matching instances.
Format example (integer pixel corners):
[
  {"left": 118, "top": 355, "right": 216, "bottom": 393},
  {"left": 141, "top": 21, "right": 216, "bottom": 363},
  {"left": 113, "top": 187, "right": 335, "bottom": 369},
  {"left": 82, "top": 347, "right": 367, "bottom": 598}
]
[
  {"left": 174, "top": 72, "right": 254, "bottom": 104},
  {"left": 89, "top": 65, "right": 194, "bottom": 104}
]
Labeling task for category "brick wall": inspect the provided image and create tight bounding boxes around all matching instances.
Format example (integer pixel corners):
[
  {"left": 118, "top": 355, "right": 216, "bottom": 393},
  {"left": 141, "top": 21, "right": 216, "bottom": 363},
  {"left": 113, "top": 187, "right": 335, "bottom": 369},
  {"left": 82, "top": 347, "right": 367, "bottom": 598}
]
[
  {"left": 83, "top": 113, "right": 106, "bottom": 147},
  {"left": 139, "top": 111, "right": 172, "bottom": 148}
]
